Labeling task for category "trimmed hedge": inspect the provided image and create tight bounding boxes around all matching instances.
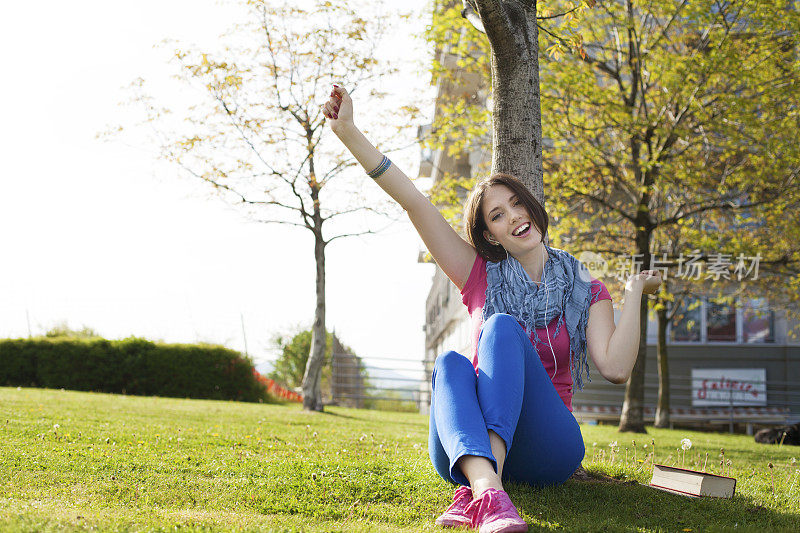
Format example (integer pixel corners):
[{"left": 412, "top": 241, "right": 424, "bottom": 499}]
[{"left": 0, "top": 337, "right": 271, "bottom": 403}]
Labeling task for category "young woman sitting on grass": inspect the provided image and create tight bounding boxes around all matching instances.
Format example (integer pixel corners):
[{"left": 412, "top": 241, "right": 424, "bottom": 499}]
[{"left": 322, "top": 85, "right": 661, "bottom": 533}]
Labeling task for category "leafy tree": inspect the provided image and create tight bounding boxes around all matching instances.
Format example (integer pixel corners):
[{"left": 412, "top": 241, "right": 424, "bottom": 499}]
[
  {"left": 110, "top": 0, "right": 420, "bottom": 411},
  {"left": 426, "top": 0, "right": 800, "bottom": 433},
  {"left": 268, "top": 328, "right": 333, "bottom": 390},
  {"left": 540, "top": 0, "right": 800, "bottom": 432},
  {"left": 44, "top": 321, "right": 102, "bottom": 339},
  {"left": 425, "top": 0, "right": 595, "bottom": 203},
  {"left": 268, "top": 326, "right": 368, "bottom": 407}
]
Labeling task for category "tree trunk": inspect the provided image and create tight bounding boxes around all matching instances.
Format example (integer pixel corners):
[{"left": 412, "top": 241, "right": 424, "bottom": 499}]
[
  {"left": 477, "top": 0, "right": 545, "bottom": 202},
  {"left": 618, "top": 230, "right": 651, "bottom": 433},
  {"left": 302, "top": 232, "right": 326, "bottom": 411},
  {"left": 618, "top": 294, "right": 648, "bottom": 432},
  {"left": 654, "top": 305, "right": 670, "bottom": 428}
]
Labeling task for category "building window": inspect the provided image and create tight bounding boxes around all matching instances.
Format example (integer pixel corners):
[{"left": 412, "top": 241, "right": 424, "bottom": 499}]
[
  {"left": 667, "top": 295, "right": 777, "bottom": 344},
  {"left": 743, "top": 298, "right": 775, "bottom": 343},
  {"left": 669, "top": 297, "right": 702, "bottom": 342},
  {"left": 707, "top": 300, "right": 737, "bottom": 342}
]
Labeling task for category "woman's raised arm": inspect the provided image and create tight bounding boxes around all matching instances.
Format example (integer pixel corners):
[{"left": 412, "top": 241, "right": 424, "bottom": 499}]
[{"left": 322, "top": 85, "right": 477, "bottom": 290}]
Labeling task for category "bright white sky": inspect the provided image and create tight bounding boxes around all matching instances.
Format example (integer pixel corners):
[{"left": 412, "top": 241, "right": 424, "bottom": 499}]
[{"left": 0, "top": 0, "right": 437, "bottom": 374}]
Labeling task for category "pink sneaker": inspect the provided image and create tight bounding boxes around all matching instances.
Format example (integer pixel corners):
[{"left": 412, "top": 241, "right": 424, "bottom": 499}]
[
  {"left": 466, "top": 488, "right": 528, "bottom": 533},
  {"left": 435, "top": 485, "right": 474, "bottom": 527}
]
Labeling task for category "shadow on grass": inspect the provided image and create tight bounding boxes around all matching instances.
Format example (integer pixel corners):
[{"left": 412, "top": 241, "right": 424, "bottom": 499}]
[
  {"left": 315, "top": 408, "right": 427, "bottom": 428},
  {"left": 317, "top": 410, "right": 362, "bottom": 421},
  {"left": 508, "top": 477, "right": 799, "bottom": 532}
]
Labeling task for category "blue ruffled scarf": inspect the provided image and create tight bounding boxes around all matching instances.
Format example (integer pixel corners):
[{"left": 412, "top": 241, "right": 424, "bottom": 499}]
[{"left": 482, "top": 244, "right": 594, "bottom": 389}]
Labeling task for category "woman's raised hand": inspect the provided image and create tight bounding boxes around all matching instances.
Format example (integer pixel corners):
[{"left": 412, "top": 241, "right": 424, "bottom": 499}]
[
  {"left": 322, "top": 84, "right": 354, "bottom": 132},
  {"left": 625, "top": 270, "right": 662, "bottom": 295}
]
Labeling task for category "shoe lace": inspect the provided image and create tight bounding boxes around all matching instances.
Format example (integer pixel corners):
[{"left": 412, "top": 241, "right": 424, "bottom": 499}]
[
  {"left": 446, "top": 486, "right": 472, "bottom": 512},
  {"left": 467, "top": 489, "right": 499, "bottom": 528}
]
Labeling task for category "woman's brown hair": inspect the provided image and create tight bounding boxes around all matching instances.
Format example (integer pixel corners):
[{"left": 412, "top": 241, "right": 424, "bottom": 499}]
[{"left": 463, "top": 173, "right": 549, "bottom": 262}]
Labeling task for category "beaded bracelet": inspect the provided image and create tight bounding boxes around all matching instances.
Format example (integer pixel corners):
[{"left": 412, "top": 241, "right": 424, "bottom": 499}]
[{"left": 368, "top": 155, "right": 392, "bottom": 180}]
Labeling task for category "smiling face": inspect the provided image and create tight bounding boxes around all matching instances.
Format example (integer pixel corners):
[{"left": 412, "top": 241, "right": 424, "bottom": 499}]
[
  {"left": 463, "top": 173, "right": 549, "bottom": 262},
  {"left": 481, "top": 184, "right": 544, "bottom": 254}
]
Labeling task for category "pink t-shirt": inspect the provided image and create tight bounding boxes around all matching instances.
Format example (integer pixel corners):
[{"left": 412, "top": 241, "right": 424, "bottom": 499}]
[{"left": 460, "top": 253, "right": 612, "bottom": 411}]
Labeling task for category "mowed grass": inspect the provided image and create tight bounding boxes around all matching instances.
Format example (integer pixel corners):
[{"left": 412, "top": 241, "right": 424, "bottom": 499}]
[{"left": 1, "top": 387, "right": 798, "bottom": 532}]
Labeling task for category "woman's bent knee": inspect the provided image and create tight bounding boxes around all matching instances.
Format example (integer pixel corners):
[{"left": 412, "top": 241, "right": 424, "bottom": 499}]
[
  {"left": 432, "top": 351, "right": 473, "bottom": 384},
  {"left": 480, "top": 313, "right": 527, "bottom": 347},
  {"left": 483, "top": 313, "right": 519, "bottom": 332}
]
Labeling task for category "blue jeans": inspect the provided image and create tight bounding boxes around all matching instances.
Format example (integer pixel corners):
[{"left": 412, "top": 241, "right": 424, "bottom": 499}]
[{"left": 428, "top": 313, "right": 585, "bottom": 488}]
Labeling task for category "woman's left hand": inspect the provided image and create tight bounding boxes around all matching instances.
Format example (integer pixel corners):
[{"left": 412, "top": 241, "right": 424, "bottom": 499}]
[{"left": 625, "top": 270, "right": 662, "bottom": 294}]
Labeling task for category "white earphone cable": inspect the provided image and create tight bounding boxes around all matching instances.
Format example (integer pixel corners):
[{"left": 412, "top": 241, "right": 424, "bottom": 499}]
[
  {"left": 505, "top": 244, "right": 558, "bottom": 380},
  {"left": 543, "top": 249, "right": 557, "bottom": 380}
]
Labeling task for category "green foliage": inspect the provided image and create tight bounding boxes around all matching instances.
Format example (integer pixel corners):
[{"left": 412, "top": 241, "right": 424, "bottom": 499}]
[
  {"left": 44, "top": 320, "right": 102, "bottom": 339},
  {"left": 0, "top": 337, "right": 270, "bottom": 403},
  {"left": 427, "top": 172, "right": 477, "bottom": 229},
  {"left": 421, "top": 1, "right": 595, "bottom": 173},
  {"left": 268, "top": 327, "right": 369, "bottom": 405},
  {"left": 426, "top": 0, "right": 800, "bottom": 309},
  {"left": 268, "top": 329, "right": 334, "bottom": 389},
  {"left": 422, "top": 3, "right": 492, "bottom": 170}
]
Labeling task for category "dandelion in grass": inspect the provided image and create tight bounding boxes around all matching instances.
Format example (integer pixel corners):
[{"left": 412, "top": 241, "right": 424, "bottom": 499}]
[
  {"left": 681, "top": 438, "right": 692, "bottom": 467},
  {"left": 609, "top": 441, "right": 618, "bottom": 464}
]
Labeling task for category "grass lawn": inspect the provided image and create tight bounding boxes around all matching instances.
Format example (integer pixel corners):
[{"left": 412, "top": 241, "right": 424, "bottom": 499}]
[{"left": 1, "top": 387, "right": 798, "bottom": 532}]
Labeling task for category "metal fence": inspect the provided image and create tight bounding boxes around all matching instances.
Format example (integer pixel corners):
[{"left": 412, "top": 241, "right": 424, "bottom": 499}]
[
  {"left": 573, "top": 372, "right": 799, "bottom": 432},
  {"left": 329, "top": 355, "right": 799, "bottom": 431},
  {"left": 329, "top": 353, "right": 431, "bottom": 410}
]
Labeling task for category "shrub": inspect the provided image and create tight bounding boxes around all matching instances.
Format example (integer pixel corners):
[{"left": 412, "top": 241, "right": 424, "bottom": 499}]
[{"left": 0, "top": 337, "right": 272, "bottom": 403}]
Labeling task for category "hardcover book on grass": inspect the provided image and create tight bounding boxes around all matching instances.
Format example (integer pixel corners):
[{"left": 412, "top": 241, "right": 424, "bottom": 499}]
[{"left": 649, "top": 464, "right": 736, "bottom": 498}]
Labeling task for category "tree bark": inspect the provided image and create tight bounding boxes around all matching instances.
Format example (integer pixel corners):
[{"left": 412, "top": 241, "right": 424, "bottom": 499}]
[
  {"left": 302, "top": 155, "right": 326, "bottom": 412},
  {"left": 618, "top": 228, "right": 651, "bottom": 433},
  {"left": 302, "top": 231, "right": 326, "bottom": 411},
  {"left": 618, "top": 294, "right": 648, "bottom": 432},
  {"left": 476, "top": 0, "right": 545, "bottom": 203},
  {"left": 654, "top": 305, "right": 670, "bottom": 428}
]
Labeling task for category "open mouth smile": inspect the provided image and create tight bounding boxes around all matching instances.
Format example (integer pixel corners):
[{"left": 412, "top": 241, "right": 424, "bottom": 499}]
[{"left": 512, "top": 222, "right": 531, "bottom": 237}]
